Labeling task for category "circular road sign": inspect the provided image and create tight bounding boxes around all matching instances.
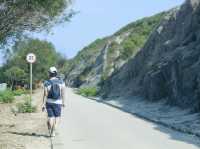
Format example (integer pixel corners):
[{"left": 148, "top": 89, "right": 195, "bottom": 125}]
[{"left": 26, "top": 53, "right": 36, "bottom": 63}]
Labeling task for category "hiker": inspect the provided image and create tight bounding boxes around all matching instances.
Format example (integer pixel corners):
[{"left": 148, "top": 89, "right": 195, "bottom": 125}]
[{"left": 42, "top": 66, "right": 66, "bottom": 137}]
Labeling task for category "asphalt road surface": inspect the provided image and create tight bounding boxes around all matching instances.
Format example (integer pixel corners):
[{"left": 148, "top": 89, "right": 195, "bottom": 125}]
[{"left": 53, "top": 88, "right": 200, "bottom": 149}]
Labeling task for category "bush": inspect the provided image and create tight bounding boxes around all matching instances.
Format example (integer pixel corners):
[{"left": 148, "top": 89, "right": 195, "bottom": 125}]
[
  {"left": 13, "top": 89, "right": 29, "bottom": 96},
  {"left": 17, "top": 100, "right": 36, "bottom": 113},
  {"left": 78, "top": 87, "right": 98, "bottom": 97},
  {"left": 0, "top": 89, "right": 28, "bottom": 104},
  {"left": 0, "top": 90, "right": 15, "bottom": 103}
]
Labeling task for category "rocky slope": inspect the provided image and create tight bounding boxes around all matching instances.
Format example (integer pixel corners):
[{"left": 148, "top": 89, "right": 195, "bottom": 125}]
[
  {"left": 65, "top": 12, "right": 165, "bottom": 87},
  {"left": 101, "top": 0, "right": 200, "bottom": 111}
]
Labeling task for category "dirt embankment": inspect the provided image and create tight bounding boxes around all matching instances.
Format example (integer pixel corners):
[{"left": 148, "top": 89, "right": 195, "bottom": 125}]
[{"left": 0, "top": 89, "right": 50, "bottom": 149}]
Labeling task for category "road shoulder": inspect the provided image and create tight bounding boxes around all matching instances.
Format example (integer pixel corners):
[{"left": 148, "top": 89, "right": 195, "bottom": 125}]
[{"left": 0, "top": 89, "right": 50, "bottom": 149}]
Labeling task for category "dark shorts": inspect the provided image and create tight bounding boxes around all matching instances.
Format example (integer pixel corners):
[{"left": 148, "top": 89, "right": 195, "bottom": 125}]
[{"left": 46, "top": 103, "right": 61, "bottom": 118}]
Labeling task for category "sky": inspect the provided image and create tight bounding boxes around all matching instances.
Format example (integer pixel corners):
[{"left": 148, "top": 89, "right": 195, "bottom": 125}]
[{"left": 0, "top": 0, "right": 185, "bottom": 64}]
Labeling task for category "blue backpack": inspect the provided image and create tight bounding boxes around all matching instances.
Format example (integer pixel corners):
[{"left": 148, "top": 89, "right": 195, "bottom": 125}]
[{"left": 47, "top": 79, "right": 61, "bottom": 100}]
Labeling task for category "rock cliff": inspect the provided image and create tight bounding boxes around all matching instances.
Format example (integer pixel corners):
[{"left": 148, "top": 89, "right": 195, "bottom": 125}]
[{"left": 101, "top": 0, "right": 200, "bottom": 111}]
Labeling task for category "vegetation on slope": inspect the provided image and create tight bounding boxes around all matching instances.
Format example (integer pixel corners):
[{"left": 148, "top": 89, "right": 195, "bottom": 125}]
[
  {"left": 67, "top": 38, "right": 108, "bottom": 70},
  {"left": 66, "top": 12, "right": 166, "bottom": 87},
  {"left": 102, "top": 13, "right": 166, "bottom": 80},
  {"left": 115, "top": 12, "right": 165, "bottom": 36}
]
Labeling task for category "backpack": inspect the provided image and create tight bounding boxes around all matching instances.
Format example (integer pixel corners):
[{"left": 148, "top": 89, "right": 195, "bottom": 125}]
[{"left": 47, "top": 79, "right": 61, "bottom": 100}]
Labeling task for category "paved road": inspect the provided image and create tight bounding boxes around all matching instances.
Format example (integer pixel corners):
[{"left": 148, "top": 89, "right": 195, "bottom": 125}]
[{"left": 53, "top": 88, "right": 200, "bottom": 149}]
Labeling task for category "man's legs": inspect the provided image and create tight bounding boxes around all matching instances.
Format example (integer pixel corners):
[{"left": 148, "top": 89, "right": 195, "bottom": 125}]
[
  {"left": 54, "top": 117, "right": 61, "bottom": 134},
  {"left": 50, "top": 118, "right": 56, "bottom": 137},
  {"left": 46, "top": 103, "right": 56, "bottom": 137},
  {"left": 46, "top": 103, "right": 61, "bottom": 137},
  {"left": 47, "top": 117, "right": 55, "bottom": 136},
  {"left": 48, "top": 117, "right": 55, "bottom": 130},
  {"left": 53, "top": 104, "right": 62, "bottom": 135}
]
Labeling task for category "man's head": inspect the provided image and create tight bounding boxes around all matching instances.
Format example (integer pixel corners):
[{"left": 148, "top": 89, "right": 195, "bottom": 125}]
[{"left": 49, "top": 66, "right": 58, "bottom": 78}]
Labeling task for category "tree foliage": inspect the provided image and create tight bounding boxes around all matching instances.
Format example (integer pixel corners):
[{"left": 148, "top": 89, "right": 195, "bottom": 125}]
[
  {"left": 4, "top": 66, "right": 26, "bottom": 89},
  {"left": 0, "top": 0, "right": 74, "bottom": 45},
  {"left": 1, "top": 38, "right": 68, "bottom": 88}
]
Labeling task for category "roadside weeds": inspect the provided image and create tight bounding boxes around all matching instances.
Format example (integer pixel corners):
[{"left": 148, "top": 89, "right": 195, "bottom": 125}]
[{"left": 0, "top": 89, "right": 50, "bottom": 149}]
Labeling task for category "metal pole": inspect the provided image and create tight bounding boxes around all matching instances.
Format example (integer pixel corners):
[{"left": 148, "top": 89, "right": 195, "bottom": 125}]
[{"left": 30, "top": 63, "right": 32, "bottom": 102}]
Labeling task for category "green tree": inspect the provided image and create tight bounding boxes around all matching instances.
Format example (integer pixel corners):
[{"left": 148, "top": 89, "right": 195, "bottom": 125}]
[
  {"left": 4, "top": 67, "right": 26, "bottom": 90},
  {"left": 3, "top": 38, "right": 67, "bottom": 88},
  {"left": 0, "top": 0, "right": 74, "bottom": 45}
]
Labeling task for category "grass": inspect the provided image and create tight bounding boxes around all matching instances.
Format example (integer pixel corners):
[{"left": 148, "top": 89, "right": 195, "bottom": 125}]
[
  {"left": 0, "top": 89, "right": 36, "bottom": 113},
  {"left": 17, "top": 100, "right": 36, "bottom": 113},
  {"left": 0, "top": 89, "right": 29, "bottom": 104},
  {"left": 78, "top": 87, "right": 98, "bottom": 97},
  {"left": 0, "top": 90, "right": 15, "bottom": 103}
]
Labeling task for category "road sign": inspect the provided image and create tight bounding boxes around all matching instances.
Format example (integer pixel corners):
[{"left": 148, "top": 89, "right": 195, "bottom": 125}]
[
  {"left": 26, "top": 53, "right": 36, "bottom": 103},
  {"left": 26, "top": 53, "right": 36, "bottom": 63}
]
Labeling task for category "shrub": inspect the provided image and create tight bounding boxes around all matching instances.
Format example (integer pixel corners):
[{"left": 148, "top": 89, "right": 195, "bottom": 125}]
[
  {"left": 17, "top": 100, "right": 36, "bottom": 113},
  {"left": 0, "top": 88, "right": 29, "bottom": 104},
  {"left": 78, "top": 87, "right": 98, "bottom": 97},
  {"left": 0, "top": 90, "right": 15, "bottom": 103},
  {"left": 13, "top": 89, "right": 29, "bottom": 96},
  {"left": 4, "top": 67, "right": 26, "bottom": 90}
]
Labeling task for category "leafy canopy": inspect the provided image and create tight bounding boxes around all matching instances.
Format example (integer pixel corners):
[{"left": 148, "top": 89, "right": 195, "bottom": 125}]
[
  {"left": 1, "top": 38, "right": 67, "bottom": 88},
  {"left": 4, "top": 66, "right": 26, "bottom": 89},
  {"left": 0, "top": 0, "right": 74, "bottom": 45}
]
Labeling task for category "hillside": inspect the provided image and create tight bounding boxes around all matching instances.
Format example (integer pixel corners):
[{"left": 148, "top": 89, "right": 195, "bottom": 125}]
[
  {"left": 101, "top": 0, "right": 200, "bottom": 111},
  {"left": 65, "top": 12, "right": 166, "bottom": 87}
]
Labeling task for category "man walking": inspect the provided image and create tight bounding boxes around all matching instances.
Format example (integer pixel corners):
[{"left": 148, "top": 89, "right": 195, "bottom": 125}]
[{"left": 42, "top": 66, "right": 66, "bottom": 137}]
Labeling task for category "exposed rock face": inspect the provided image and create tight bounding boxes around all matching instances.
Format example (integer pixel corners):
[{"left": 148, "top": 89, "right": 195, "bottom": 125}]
[
  {"left": 66, "top": 40, "right": 109, "bottom": 87},
  {"left": 101, "top": 0, "right": 200, "bottom": 111}
]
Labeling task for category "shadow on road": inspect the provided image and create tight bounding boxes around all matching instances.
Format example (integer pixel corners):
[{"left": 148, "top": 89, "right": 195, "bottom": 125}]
[{"left": 7, "top": 131, "right": 50, "bottom": 138}]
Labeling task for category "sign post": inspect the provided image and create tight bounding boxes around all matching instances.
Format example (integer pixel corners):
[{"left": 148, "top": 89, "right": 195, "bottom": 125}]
[
  {"left": 30, "top": 63, "right": 33, "bottom": 101},
  {"left": 26, "top": 53, "right": 36, "bottom": 103}
]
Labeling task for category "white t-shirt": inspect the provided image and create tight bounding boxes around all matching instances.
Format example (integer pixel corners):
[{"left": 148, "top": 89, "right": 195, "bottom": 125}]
[{"left": 44, "top": 77, "right": 65, "bottom": 105}]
